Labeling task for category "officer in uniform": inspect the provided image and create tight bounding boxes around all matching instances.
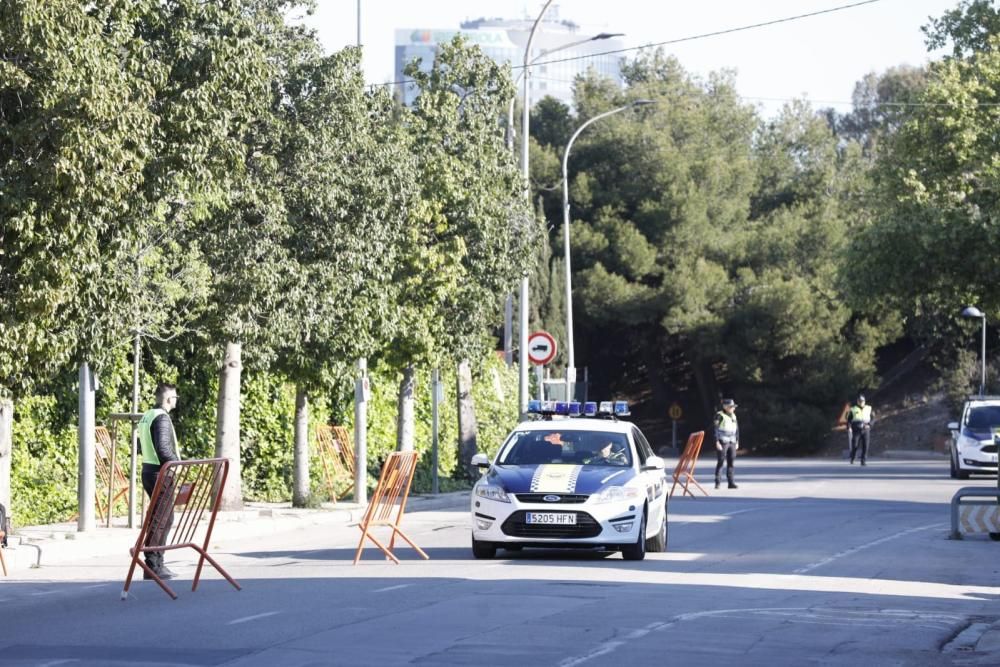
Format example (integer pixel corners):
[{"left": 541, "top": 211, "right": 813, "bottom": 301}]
[
  {"left": 138, "top": 382, "right": 181, "bottom": 580},
  {"left": 848, "top": 393, "right": 873, "bottom": 466},
  {"left": 715, "top": 398, "right": 739, "bottom": 489}
]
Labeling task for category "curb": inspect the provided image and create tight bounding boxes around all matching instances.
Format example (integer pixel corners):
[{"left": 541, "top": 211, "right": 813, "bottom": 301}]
[{"left": 1, "top": 492, "right": 468, "bottom": 573}]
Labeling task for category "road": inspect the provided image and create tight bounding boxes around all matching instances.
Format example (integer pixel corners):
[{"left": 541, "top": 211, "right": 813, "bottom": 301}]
[{"left": 2, "top": 458, "right": 999, "bottom": 666}]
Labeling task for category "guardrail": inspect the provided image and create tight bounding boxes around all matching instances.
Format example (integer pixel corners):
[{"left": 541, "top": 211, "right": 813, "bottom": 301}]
[{"left": 949, "top": 486, "right": 1000, "bottom": 540}]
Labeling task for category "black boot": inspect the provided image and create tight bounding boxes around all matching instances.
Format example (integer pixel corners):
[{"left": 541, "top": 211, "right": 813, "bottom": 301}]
[{"left": 715, "top": 480, "right": 721, "bottom": 489}]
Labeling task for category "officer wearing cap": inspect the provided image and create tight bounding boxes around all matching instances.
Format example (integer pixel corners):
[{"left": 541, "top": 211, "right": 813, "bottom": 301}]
[
  {"left": 715, "top": 398, "right": 739, "bottom": 489},
  {"left": 848, "top": 393, "right": 873, "bottom": 466}
]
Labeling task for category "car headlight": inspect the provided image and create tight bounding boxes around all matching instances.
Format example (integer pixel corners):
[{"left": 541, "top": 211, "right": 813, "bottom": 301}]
[
  {"left": 475, "top": 484, "right": 511, "bottom": 503},
  {"left": 593, "top": 486, "right": 642, "bottom": 504}
]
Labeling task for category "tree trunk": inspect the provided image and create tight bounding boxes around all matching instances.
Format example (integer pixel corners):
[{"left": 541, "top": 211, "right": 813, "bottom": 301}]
[
  {"left": 457, "top": 360, "right": 478, "bottom": 480},
  {"left": 396, "top": 366, "right": 416, "bottom": 452},
  {"left": 644, "top": 333, "right": 669, "bottom": 418},
  {"left": 0, "top": 398, "right": 12, "bottom": 516},
  {"left": 691, "top": 355, "right": 718, "bottom": 425},
  {"left": 214, "top": 341, "right": 244, "bottom": 510},
  {"left": 292, "top": 386, "right": 310, "bottom": 507}
]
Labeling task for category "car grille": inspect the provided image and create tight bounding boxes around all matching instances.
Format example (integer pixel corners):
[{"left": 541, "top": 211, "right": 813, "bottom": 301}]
[
  {"left": 501, "top": 511, "right": 602, "bottom": 539},
  {"left": 515, "top": 493, "right": 589, "bottom": 504}
]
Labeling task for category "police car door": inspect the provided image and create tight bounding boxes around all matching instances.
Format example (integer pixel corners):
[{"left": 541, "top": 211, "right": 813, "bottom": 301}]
[{"left": 631, "top": 427, "right": 664, "bottom": 534}]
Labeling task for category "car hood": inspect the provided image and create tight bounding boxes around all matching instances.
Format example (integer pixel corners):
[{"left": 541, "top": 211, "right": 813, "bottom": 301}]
[
  {"left": 962, "top": 426, "right": 1000, "bottom": 442},
  {"left": 489, "top": 464, "right": 636, "bottom": 494}
]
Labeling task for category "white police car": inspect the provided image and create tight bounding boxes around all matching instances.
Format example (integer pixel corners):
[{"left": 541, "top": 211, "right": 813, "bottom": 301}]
[
  {"left": 948, "top": 397, "right": 1000, "bottom": 478},
  {"left": 470, "top": 400, "right": 668, "bottom": 561}
]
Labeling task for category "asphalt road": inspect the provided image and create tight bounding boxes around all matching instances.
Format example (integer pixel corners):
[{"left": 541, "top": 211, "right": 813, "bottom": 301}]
[{"left": 2, "top": 458, "right": 999, "bottom": 666}]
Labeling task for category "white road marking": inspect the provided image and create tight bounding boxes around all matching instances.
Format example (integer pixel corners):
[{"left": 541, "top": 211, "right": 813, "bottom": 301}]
[
  {"left": 559, "top": 607, "right": 965, "bottom": 667},
  {"left": 227, "top": 611, "right": 281, "bottom": 626},
  {"left": 39, "top": 660, "right": 77, "bottom": 666},
  {"left": 372, "top": 584, "right": 412, "bottom": 593},
  {"left": 793, "top": 523, "right": 945, "bottom": 574},
  {"left": 29, "top": 590, "right": 60, "bottom": 597}
]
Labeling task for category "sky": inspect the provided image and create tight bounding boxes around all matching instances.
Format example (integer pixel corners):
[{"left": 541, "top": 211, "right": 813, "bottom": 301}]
[{"left": 300, "top": 0, "right": 960, "bottom": 117}]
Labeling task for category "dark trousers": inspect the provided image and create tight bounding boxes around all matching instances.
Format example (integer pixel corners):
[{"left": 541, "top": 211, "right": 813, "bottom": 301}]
[
  {"left": 850, "top": 427, "right": 870, "bottom": 463},
  {"left": 141, "top": 465, "right": 174, "bottom": 563},
  {"left": 715, "top": 442, "right": 736, "bottom": 484}
]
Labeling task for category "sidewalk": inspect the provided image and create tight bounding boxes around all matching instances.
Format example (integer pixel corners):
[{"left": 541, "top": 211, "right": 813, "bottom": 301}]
[{"left": 1, "top": 491, "right": 468, "bottom": 573}]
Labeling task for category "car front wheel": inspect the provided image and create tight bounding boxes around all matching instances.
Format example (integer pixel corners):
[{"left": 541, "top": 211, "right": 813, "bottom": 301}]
[
  {"left": 622, "top": 510, "right": 647, "bottom": 561},
  {"left": 472, "top": 536, "right": 496, "bottom": 560},
  {"left": 646, "top": 507, "right": 667, "bottom": 553}
]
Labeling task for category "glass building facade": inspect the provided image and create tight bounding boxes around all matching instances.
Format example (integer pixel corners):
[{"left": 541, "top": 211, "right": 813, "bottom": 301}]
[{"left": 394, "top": 17, "right": 625, "bottom": 108}]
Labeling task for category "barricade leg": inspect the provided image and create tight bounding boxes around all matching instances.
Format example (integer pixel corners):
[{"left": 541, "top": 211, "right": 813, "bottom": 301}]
[{"left": 0, "top": 537, "right": 7, "bottom": 576}]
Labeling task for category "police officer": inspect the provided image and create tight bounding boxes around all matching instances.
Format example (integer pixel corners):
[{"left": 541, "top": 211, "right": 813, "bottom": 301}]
[
  {"left": 848, "top": 393, "right": 873, "bottom": 466},
  {"left": 715, "top": 398, "right": 739, "bottom": 489},
  {"left": 138, "top": 382, "right": 181, "bottom": 580}
]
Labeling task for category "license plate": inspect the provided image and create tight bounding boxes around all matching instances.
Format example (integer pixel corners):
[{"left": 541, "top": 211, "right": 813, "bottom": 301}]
[{"left": 525, "top": 512, "right": 576, "bottom": 525}]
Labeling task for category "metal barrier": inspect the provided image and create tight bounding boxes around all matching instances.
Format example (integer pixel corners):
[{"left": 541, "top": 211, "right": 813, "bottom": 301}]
[
  {"left": 315, "top": 425, "right": 356, "bottom": 503},
  {"left": 950, "top": 486, "right": 1000, "bottom": 539},
  {"left": 121, "top": 458, "right": 241, "bottom": 600},
  {"left": 95, "top": 426, "right": 130, "bottom": 527},
  {"left": 670, "top": 431, "right": 708, "bottom": 498},
  {"left": 353, "top": 451, "right": 428, "bottom": 565}
]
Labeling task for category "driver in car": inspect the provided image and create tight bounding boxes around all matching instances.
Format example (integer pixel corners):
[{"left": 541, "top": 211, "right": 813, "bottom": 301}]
[{"left": 586, "top": 440, "right": 627, "bottom": 466}]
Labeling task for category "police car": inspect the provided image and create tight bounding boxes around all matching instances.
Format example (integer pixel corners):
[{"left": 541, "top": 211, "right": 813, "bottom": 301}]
[
  {"left": 469, "top": 400, "right": 668, "bottom": 561},
  {"left": 948, "top": 396, "right": 1000, "bottom": 479}
]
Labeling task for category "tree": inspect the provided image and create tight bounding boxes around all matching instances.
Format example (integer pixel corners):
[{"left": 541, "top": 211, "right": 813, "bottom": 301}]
[
  {"left": 847, "top": 7, "right": 1000, "bottom": 327},
  {"left": 388, "top": 37, "right": 532, "bottom": 452}
]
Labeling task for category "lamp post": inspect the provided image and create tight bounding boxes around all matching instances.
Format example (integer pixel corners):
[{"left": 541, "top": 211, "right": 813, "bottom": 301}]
[
  {"left": 562, "top": 100, "right": 654, "bottom": 399},
  {"left": 517, "top": 0, "right": 554, "bottom": 416},
  {"left": 962, "top": 305, "right": 987, "bottom": 395}
]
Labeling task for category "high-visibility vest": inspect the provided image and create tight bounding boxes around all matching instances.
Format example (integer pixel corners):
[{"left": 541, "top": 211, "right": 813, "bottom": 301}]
[
  {"left": 849, "top": 404, "right": 872, "bottom": 424},
  {"left": 138, "top": 408, "right": 176, "bottom": 465},
  {"left": 716, "top": 411, "right": 738, "bottom": 440}
]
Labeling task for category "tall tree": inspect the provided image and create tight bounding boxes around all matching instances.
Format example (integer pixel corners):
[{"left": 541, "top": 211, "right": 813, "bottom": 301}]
[{"left": 389, "top": 37, "right": 532, "bottom": 452}]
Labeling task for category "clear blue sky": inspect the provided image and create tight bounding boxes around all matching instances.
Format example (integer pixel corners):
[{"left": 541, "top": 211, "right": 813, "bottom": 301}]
[{"left": 301, "top": 0, "right": 959, "bottom": 116}]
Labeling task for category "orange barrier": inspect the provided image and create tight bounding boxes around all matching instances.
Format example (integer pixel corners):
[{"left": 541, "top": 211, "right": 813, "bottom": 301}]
[
  {"left": 353, "top": 451, "right": 428, "bottom": 565},
  {"left": 0, "top": 531, "right": 7, "bottom": 576},
  {"left": 96, "top": 426, "right": 130, "bottom": 526},
  {"left": 670, "top": 431, "right": 708, "bottom": 498},
  {"left": 316, "top": 425, "right": 356, "bottom": 503},
  {"left": 834, "top": 402, "right": 850, "bottom": 431},
  {"left": 121, "top": 458, "right": 241, "bottom": 600}
]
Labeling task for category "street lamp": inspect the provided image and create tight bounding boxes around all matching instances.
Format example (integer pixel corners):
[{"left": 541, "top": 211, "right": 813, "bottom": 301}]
[
  {"left": 515, "top": 2, "right": 623, "bottom": 413},
  {"left": 562, "top": 100, "right": 655, "bottom": 399},
  {"left": 962, "top": 305, "right": 987, "bottom": 395},
  {"left": 503, "top": 31, "right": 623, "bottom": 377}
]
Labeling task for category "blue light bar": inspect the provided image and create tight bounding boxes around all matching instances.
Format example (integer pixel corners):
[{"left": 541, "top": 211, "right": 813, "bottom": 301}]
[
  {"left": 583, "top": 402, "right": 598, "bottom": 416},
  {"left": 554, "top": 402, "right": 569, "bottom": 415},
  {"left": 569, "top": 401, "right": 582, "bottom": 417},
  {"left": 614, "top": 401, "right": 631, "bottom": 416},
  {"left": 598, "top": 401, "right": 613, "bottom": 415},
  {"left": 527, "top": 400, "right": 542, "bottom": 413},
  {"left": 542, "top": 400, "right": 556, "bottom": 413}
]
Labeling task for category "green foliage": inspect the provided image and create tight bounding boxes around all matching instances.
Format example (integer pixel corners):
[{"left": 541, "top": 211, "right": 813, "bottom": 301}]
[
  {"left": 10, "top": 396, "right": 77, "bottom": 526},
  {"left": 349, "top": 354, "right": 519, "bottom": 493}
]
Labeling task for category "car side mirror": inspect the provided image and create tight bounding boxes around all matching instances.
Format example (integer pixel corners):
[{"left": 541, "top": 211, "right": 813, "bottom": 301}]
[
  {"left": 471, "top": 453, "right": 490, "bottom": 471},
  {"left": 642, "top": 455, "right": 665, "bottom": 472},
  {"left": 948, "top": 422, "right": 959, "bottom": 431}
]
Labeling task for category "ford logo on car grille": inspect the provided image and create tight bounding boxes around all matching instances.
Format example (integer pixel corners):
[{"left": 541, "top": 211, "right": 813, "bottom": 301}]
[{"left": 543, "top": 495, "right": 561, "bottom": 502}]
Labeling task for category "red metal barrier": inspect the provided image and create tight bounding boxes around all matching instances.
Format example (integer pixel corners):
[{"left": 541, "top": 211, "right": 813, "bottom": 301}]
[
  {"left": 670, "top": 431, "right": 708, "bottom": 498},
  {"left": 353, "top": 451, "right": 428, "bottom": 565},
  {"left": 121, "top": 458, "right": 241, "bottom": 600}
]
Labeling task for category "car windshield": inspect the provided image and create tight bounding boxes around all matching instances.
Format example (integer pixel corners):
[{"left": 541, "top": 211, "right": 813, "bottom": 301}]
[
  {"left": 497, "top": 430, "right": 632, "bottom": 467},
  {"left": 967, "top": 406, "right": 1000, "bottom": 430}
]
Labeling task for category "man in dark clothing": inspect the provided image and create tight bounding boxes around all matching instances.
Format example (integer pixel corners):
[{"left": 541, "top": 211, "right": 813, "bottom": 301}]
[
  {"left": 848, "top": 394, "right": 873, "bottom": 466},
  {"left": 138, "top": 382, "right": 180, "bottom": 579},
  {"left": 715, "top": 398, "right": 739, "bottom": 489}
]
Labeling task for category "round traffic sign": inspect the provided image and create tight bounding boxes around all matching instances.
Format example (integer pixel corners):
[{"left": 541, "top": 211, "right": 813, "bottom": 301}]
[
  {"left": 668, "top": 403, "right": 683, "bottom": 420},
  {"left": 527, "top": 331, "right": 557, "bottom": 366}
]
